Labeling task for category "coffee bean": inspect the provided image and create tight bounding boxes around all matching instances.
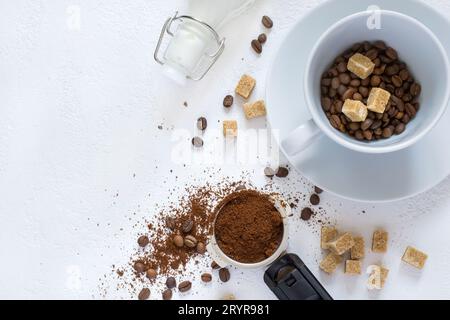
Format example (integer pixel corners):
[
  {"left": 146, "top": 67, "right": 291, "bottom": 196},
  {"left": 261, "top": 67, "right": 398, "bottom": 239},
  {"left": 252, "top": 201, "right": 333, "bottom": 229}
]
[
  {"left": 385, "top": 47, "right": 398, "bottom": 60},
  {"left": 219, "top": 268, "right": 231, "bottom": 282},
  {"left": 182, "top": 219, "right": 194, "bottom": 233},
  {"left": 178, "top": 280, "right": 192, "bottom": 292},
  {"left": 410, "top": 83, "right": 421, "bottom": 96},
  {"left": 348, "top": 122, "right": 360, "bottom": 131},
  {"left": 223, "top": 95, "right": 234, "bottom": 108},
  {"left": 197, "top": 117, "right": 207, "bottom": 131},
  {"left": 196, "top": 242, "right": 206, "bottom": 254},
  {"left": 352, "top": 93, "right": 363, "bottom": 101},
  {"left": 329, "top": 115, "right": 341, "bottom": 129},
  {"left": 314, "top": 186, "right": 323, "bottom": 194},
  {"left": 399, "top": 69, "right": 409, "bottom": 81},
  {"left": 366, "top": 48, "right": 379, "bottom": 60},
  {"left": 363, "top": 130, "right": 373, "bottom": 141},
  {"left": 392, "top": 75, "right": 403, "bottom": 87},
  {"left": 337, "top": 85, "right": 347, "bottom": 97},
  {"left": 331, "top": 77, "right": 340, "bottom": 89},
  {"left": 262, "top": 15, "right": 273, "bottom": 28},
  {"left": 201, "top": 273, "right": 212, "bottom": 283},
  {"left": 146, "top": 268, "right": 157, "bottom": 280},
  {"left": 264, "top": 167, "right": 276, "bottom": 178},
  {"left": 342, "top": 88, "right": 356, "bottom": 100},
  {"left": 337, "top": 62, "right": 347, "bottom": 73},
  {"left": 321, "top": 97, "right": 332, "bottom": 111},
  {"left": 133, "top": 261, "right": 146, "bottom": 274},
  {"left": 395, "top": 88, "right": 404, "bottom": 98},
  {"left": 321, "top": 78, "right": 332, "bottom": 86},
  {"left": 402, "top": 93, "right": 413, "bottom": 102},
  {"left": 339, "top": 73, "right": 351, "bottom": 85},
  {"left": 165, "top": 217, "right": 176, "bottom": 230},
  {"left": 355, "top": 130, "right": 364, "bottom": 140},
  {"left": 138, "top": 288, "right": 150, "bottom": 300},
  {"left": 173, "top": 234, "right": 184, "bottom": 248},
  {"left": 370, "top": 75, "right": 381, "bottom": 87},
  {"left": 402, "top": 113, "right": 410, "bottom": 124},
  {"left": 350, "top": 79, "right": 361, "bottom": 87},
  {"left": 258, "top": 33, "right": 267, "bottom": 44},
  {"left": 405, "top": 103, "right": 416, "bottom": 117},
  {"left": 386, "top": 64, "right": 400, "bottom": 76},
  {"left": 328, "top": 88, "right": 337, "bottom": 98},
  {"left": 137, "top": 235, "right": 149, "bottom": 247},
  {"left": 395, "top": 123, "right": 406, "bottom": 134},
  {"left": 359, "top": 86, "right": 369, "bottom": 97},
  {"left": 251, "top": 39, "right": 262, "bottom": 54},
  {"left": 310, "top": 194, "right": 320, "bottom": 206},
  {"left": 162, "top": 289, "right": 172, "bottom": 300},
  {"left": 211, "top": 261, "right": 220, "bottom": 270},
  {"left": 382, "top": 126, "right": 394, "bottom": 138},
  {"left": 192, "top": 137, "right": 204, "bottom": 148},
  {"left": 391, "top": 95, "right": 405, "bottom": 111},
  {"left": 166, "top": 277, "right": 176, "bottom": 289},
  {"left": 184, "top": 235, "right": 197, "bottom": 248},
  {"left": 301, "top": 207, "right": 313, "bottom": 221},
  {"left": 360, "top": 118, "right": 373, "bottom": 131},
  {"left": 276, "top": 167, "right": 289, "bottom": 178}
]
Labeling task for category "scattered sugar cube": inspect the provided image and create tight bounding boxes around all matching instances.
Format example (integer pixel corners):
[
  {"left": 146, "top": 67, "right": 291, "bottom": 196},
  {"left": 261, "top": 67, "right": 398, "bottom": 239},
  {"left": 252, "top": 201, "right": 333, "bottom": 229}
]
[
  {"left": 372, "top": 230, "right": 388, "bottom": 253},
  {"left": 345, "top": 260, "right": 362, "bottom": 275},
  {"left": 366, "top": 265, "right": 382, "bottom": 290},
  {"left": 243, "top": 100, "right": 267, "bottom": 119},
  {"left": 223, "top": 120, "right": 238, "bottom": 137},
  {"left": 327, "top": 232, "right": 355, "bottom": 255},
  {"left": 351, "top": 236, "right": 365, "bottom": 260},
  {"left": 235, "top": 74, "right": 256, "bottom": 99},
  {"left": 367, "top": 88, "right": 391, "bottom": 113},
  {"left": 319, "top": 253, "right": 342, "bottom": 274},
  {"left": 380, "top": 266, "right": 389, "bottom": 287},
  {"left": 347, "top": 53, "right": 375, "bottom": 79},
  {"left": 321, "top": 226, "right": 338, "bottom": 250},
  {"left": 342, "top": 99, "right": 368, "bottom": 122},
  {"left": 402, "top": 246, "right": 428, "bottom": 269}
]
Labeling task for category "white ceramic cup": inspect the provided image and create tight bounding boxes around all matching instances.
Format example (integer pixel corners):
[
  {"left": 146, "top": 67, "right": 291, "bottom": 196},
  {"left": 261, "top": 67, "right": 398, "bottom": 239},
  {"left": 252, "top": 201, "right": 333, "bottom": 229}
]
[
  {"left": 282, "top": 10, "right": 450, "bottom": 155},
  {"left": 206, "top": 195, "right": 290, "bottom": 269}
]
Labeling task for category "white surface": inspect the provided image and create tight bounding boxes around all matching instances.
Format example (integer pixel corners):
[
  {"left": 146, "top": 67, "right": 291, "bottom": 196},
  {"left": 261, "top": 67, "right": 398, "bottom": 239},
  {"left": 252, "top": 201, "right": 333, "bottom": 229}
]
[
  {"left": 267, "top": 0, "right": 450, "bottom": 202},
  {"left": 1, "top": 0, "right": 450, "bottom": 300}
]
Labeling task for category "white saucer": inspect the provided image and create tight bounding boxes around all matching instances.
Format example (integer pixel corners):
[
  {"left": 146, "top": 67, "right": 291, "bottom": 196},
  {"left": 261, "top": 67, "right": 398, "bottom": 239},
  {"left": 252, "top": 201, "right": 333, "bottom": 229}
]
[{"left": 266, "top": 0, "right": 450, "bottom": 202}]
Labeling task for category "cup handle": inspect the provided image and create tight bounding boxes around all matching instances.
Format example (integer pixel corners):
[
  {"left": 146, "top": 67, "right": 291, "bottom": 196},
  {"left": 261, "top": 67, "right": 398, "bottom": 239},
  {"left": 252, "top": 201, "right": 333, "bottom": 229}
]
[{"left": 281, "top": 119, "right": 322, "bottom": 156}]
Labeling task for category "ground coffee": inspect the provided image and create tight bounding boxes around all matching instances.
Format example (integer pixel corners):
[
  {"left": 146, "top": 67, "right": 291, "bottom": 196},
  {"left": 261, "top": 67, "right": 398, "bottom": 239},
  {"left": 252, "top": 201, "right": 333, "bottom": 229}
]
[{"left": 214, "top": 190, "right": 283, "bottom": 264}]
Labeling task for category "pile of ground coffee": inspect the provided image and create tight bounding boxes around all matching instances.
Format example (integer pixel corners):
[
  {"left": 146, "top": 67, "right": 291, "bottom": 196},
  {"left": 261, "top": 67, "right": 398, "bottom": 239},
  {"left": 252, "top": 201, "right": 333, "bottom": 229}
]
[{"left": 214, "top": 190, "right": 284, "bottom": 263}]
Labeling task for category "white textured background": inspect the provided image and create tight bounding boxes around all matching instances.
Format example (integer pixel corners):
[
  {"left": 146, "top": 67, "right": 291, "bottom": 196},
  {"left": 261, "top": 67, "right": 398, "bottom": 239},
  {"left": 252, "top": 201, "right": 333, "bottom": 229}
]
[{"left": 1, "top": 0, "right": 450, "bottom": 300}]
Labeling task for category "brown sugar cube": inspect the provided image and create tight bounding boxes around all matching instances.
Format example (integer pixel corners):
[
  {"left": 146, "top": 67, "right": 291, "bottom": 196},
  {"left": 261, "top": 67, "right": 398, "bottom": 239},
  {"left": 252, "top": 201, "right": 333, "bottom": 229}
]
[
  {"left": 402, "top": 246, "right": 428, "bottom": 269},
  {"left": 345, "top": 260, "right": 362, "bottom": 275},
  {"left": 366, "top": 265, "right": 382, "bottom": 290},
  {"left": 327, "top": 232, "right": 355, "bottom": 255},
  {"left": 235, "top": 74, "right": 256, "bottom": 99},
  {"left": 319, "top": 253, "right": 342, "bottom": 274},
  {"left": 347, "top": 53, "right": 375, "bottom": 79},
  {"left": 223, "top": 120, "right": 238, "bottom": 137},
  {"left": 243, "top": 100, "right": 267, "bottom": 119},
  {"left": 367, "top": 88, "right": 391, "bottom": 114},
  {"left": 351, "top": 236, "right": 365, "bottom": 260},
  {"left": 321, "top": 226, "right": 338, "bottom": 250},
  {"left": 342, "top": 99, "right": 368, "bottom": 122},
  {"left": 372, "top": 230, "right": 388, "bottom": 253},
  {"left": 380, "top": 266, "right": 389, "bottom": 287}
]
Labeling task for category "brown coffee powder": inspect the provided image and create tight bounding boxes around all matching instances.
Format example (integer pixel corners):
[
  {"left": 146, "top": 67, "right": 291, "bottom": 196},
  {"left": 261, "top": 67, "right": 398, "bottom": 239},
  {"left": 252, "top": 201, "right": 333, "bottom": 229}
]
[{"left": 214, "top": 190, "right": 283, "bottom": 263}]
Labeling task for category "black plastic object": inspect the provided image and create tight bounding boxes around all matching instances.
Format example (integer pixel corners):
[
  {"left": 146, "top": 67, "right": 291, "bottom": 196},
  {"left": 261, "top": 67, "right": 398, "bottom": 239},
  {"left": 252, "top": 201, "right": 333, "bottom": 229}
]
[{"left": 264, "top": 253, "right": 333, "bottom": 300}]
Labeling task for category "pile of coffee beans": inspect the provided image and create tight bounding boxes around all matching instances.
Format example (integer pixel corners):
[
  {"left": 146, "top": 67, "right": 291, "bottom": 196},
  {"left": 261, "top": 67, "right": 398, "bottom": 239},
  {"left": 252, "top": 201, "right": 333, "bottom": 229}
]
[
  {"left": 250, "top": 16, "right": 273, "bottom": 54},
  {"left": 320, "top": 41, "right": 421, "bottom": 141}
]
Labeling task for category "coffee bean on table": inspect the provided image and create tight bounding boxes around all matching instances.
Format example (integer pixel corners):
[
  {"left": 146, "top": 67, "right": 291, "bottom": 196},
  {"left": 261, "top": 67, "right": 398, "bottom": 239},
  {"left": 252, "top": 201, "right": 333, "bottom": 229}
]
[
  {"left": 133, "top": 261, "right": 146, "bottom": 274},
  {"left": 251, "top": 39, "right": 262, "bottom": 54},
  {"left": 178, "top": 281, "right": 192, "bottom": 293},
  {"left": 211, "top": 261, "right": 220, "bottom": 270},
  {"left": 184, "top": 235, "right": 197, "bottom": 248},
  {"left": 310, "top": 194, "right": 320, "bottom": 206},
  {"left": 137, "top": 235, "right": 149, "bottom": 247},
  {"left": 173, "top": 234, "right": 184, "bottom": 248},
  {"left": 166, "top": 277, "right": 176, "bottom": 289},
  {"left": 275, "top": 167, "right": 289, "bottom": 178},
  {"left": 264, "top": 167, "right": 276, "bottom": 178},
  {"left": 146, "top": 268, "right": 157, "bottom": 280},
  {"left": 258, "top": 33, "right": 267, "bottom": 44},
  {"left": 219, "top": 268, "right": 231, "bottom": 282},
  {"left": 196, "top": 242, "right": 206, "bottom": 254},
  {"left": 182, "top": 219, "right": 194, "bottom": 233},
  {"left": 314, "top": 186, "right": 323, "bottom": 194},
  {"left": 197, "top": 117, "right": 207, "bottom": 131},
  {"left": 138, "top": 288, "right": 150, "bottom": 300},
  {"left": 162, "top": 289, "right": 173, "bottom": 300},
  {"left": 192, "top": 137, "right": 204, "bottom": 148},
  {"left": 201, "top": 273, "right": 212, "bottom": 283},
  {"left": 262, "top": 15, "right": 273, "bottom": 28},
  {"left": 301, "top": 207, "right": 313, "bottom": 221},
  {"left": 223, "top": 95, "right": 234, "bottom": 108}
]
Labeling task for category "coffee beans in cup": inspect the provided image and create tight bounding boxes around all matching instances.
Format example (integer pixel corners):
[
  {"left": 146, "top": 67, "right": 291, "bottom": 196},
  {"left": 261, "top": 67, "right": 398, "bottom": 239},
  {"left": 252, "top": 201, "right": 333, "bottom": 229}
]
[{"left": 320, "top": 41, "right": 421, "bottom": 141}]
